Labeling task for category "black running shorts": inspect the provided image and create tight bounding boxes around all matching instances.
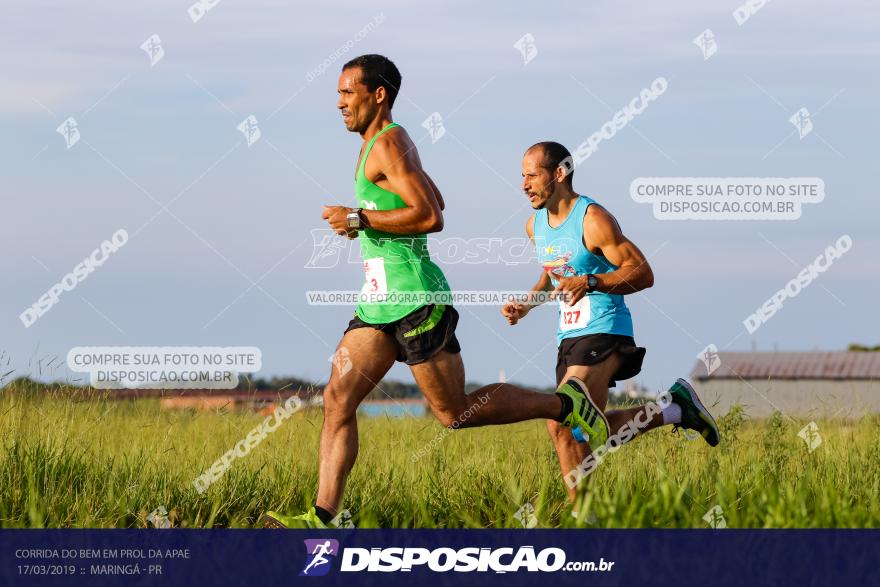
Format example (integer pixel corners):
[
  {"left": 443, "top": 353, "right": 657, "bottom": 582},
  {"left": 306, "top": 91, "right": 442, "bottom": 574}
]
[
  {"left": 555, "top": 333, "right": 646, "bottom": 387},
  {"left": 344, "top": 304, "right": 461, "bottom": 366}
]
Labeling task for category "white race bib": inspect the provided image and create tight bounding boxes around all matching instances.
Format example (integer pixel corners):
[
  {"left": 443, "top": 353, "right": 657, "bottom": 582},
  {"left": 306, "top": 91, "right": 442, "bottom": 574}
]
[
  {"left": 362, "top": 257, "right": 388, "bottom": 296},
  {"left": 558, "top": 295, "right": 590, "bottom": 332}
]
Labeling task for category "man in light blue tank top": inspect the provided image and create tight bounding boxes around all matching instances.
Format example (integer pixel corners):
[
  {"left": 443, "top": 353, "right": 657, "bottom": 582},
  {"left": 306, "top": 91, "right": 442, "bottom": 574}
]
[{"left": 501, "top": 141, "right": 721, "bottom": 505}]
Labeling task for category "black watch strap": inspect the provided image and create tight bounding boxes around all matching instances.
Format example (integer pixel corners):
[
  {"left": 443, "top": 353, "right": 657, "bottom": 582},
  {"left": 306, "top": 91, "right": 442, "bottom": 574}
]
[{"left": 586, "top": 274, "right": 598, "bottom": 292}]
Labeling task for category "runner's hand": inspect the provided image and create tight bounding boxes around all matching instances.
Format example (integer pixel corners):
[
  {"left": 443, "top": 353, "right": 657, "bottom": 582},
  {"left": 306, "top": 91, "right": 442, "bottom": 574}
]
[
  {"left": 322, "top": 205, "right": 358, "bottom": 239},
  {"left": 501, "top": 301, "right": 530, "bottom": 325},
  {"left": 551, "top": 273, "right": 587, "bottom": 306}
]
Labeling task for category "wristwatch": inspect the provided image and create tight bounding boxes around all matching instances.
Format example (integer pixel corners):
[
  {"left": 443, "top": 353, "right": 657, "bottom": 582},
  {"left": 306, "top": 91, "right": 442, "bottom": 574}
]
[
  {"left": 585, "top": 274, "right": 598, "bottom": 292},
  {"left": 346, "top": 208, "right": 367, "bottom": 230}
]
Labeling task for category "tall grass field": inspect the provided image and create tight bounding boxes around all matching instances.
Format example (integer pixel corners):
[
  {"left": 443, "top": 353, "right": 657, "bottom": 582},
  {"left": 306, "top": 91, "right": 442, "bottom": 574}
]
[{"left": 1, "top": 382, "right": 878, "bottom": 528}]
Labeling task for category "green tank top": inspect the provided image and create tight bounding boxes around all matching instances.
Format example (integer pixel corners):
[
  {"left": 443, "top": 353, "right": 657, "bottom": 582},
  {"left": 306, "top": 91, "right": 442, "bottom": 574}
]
[{"left": 354, "top": 123, "right": 450, "bottom": 324}]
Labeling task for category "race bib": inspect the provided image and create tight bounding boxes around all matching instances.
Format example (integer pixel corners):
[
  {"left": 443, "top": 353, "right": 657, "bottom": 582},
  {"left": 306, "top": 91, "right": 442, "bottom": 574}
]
[
  {"left": 558, "top": 295, "right": 590, "bottom": 332},
  {"left": 362, "top": 257, "right": 388, "bottom": 296}
]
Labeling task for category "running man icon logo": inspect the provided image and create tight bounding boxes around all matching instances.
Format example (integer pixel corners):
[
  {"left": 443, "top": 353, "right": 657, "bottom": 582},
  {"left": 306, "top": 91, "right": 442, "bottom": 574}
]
[
  {"left": 703, "top": 505, "right": 727, "bottom": 529},
  {"left": 513, "top": 33, "right": 538, "bottom": 65},
  {"left": 305, "top": 229, "right": 347, "bottom": 269},
  {"left": 698, "top": 344, "right": 721, "bottom": 376},
  {"left": 692, "top": 29, "right": 717, "bottom": 61},
  {"left": 56, "top": 117, "right": 80, "bottom": 149},
  {"left": 798, "top": 421, "right": 822, "bottom": 452},
  {"left": 300, "top": 539, "right": 339, "bottom": 577},
  {"left": 513, "top": 502, "right": 538, "bottom": 528},
  {"left": 422, "top": 112, "right": 446, "bottom": 143},
  {"left": 329, "top": 347, "right": 353, "bottom": 378},
  {"left": 237, "top": 115, "right": 261, "bottom": 147},
  {"left": 140, "top": 34, "right": 165, "bottom": 67},
  {"left": 147, "top": 506, "right": 171, "bottom": 528},
  {"left": 789, "top": 107, "right": 813, "bottom": 139}
]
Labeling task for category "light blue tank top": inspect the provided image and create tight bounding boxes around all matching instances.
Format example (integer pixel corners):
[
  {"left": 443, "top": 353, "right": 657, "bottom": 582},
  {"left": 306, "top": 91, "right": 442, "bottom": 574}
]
[{"left": 533, "top": 195, "right": 634, "bottom": 346}]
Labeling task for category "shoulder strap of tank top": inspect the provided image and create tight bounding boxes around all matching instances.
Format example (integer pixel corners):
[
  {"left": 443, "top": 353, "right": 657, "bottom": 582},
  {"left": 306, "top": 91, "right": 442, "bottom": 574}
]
[{"left": 357, "top": 122, "right": 401, "bottom": 179}]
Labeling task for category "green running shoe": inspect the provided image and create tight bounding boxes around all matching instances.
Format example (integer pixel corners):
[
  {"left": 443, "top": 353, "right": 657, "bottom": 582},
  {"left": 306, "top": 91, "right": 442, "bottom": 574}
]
[
  {"left": 668, "top": 378, "right": 720, "bottom": 447},
  {"left": 557, "top": 376, "right": 609, "bottom": 453},
  {"left": 261, "top": 507, "right": 327, "bottom": 529}
]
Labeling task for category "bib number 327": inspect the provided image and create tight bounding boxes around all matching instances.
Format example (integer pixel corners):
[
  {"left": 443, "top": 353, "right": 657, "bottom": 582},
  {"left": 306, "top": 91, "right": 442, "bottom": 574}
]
[{"left": 559, "top": 295, "right": 590, "bottom": 332}]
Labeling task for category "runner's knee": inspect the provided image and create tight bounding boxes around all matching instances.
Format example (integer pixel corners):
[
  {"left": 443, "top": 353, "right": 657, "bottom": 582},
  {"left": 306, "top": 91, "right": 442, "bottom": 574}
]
[
  {"left": 322, "top": 383, "right": 358, "bottom": 422},
  {"left": 429, "top": 400, "right": 473, "bottom": 429},
  {"left": 431, "top": 407, "right": 460, "bottom": 429}
]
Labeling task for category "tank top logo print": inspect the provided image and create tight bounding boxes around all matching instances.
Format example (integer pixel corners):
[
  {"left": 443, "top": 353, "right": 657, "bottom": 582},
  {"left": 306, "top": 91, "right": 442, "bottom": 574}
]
[
  {"left": 537, "top": 240, "right": 591, "bottom": 332},
  {"left": 537, "top": 239, "right": 582, "bottom": 281},
  {"left": 540, "top": 243, "right": 575, "bottom": 279}
]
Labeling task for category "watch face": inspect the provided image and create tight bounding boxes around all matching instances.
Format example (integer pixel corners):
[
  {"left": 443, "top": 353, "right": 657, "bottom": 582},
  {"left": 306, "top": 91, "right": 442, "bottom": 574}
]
[{"left": 347, "top": 213, "right": 360, "bottom": 229}]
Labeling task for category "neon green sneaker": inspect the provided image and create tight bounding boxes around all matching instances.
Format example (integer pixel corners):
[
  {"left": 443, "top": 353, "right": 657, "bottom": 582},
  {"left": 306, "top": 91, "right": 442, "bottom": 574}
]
[
  {"left": 261, "top": 507, "right": 327, "bottom": 529},
  {"left": 668, "top": 378, "right": 720, "bottom": 447},
  {"left": 557, "top": 377, "right": 609, "bottom": 453}
]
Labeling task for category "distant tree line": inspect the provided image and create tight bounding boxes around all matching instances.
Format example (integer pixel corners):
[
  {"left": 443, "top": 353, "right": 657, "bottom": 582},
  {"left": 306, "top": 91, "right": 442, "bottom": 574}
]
[
  {"left": 848, "top": 343, "right": 880, "bottom": 352},
  {"left": 1, "top": 375, "right": 671, "bottom": 407}
]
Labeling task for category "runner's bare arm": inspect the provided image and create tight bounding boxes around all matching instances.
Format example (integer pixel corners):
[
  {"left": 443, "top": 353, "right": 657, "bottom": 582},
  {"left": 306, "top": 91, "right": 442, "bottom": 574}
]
[
  {"left": 551, "top": 205, "right": 653, "bottom": 303},
  {"left": 423, "top": 172, "right": 445, "bottom": 211},
  {"left": 359, "top": 130, "right": 443, "bottom": 234},
  {"left": 583, "top": 205, "right": 654, "bottom": 292},
  {"left": 322, "top": 130, "right": 443, "bottom": 236}
]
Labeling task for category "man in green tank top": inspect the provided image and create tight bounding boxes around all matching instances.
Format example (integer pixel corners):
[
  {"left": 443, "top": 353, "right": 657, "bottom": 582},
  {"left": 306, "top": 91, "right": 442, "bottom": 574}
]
[{"left": 262, "top": 55, "right": 610, "bottom": 529}]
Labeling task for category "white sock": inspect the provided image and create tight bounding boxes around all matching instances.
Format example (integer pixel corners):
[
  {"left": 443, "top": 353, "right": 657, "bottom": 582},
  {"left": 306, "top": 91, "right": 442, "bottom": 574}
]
[{"left": 662, "top": 403, "right": 682, "bottom": 425}]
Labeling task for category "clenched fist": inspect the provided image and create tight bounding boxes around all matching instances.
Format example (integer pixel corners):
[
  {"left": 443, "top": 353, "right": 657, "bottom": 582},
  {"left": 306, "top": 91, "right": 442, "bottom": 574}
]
[{"left": 501, "top": 300, "right": 530, "bottom": 325}]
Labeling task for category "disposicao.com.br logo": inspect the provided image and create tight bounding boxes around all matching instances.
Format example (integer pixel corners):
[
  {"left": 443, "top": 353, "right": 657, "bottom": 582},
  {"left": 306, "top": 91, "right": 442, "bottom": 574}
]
[{"left": 301, "top": 539, "right": 613, "bottom": 575}]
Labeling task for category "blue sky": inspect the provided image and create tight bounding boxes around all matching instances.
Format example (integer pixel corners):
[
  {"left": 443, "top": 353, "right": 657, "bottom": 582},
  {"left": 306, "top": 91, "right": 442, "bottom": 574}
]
[{"left": 2, "top": 0, "right": 878, "bottom": 391}]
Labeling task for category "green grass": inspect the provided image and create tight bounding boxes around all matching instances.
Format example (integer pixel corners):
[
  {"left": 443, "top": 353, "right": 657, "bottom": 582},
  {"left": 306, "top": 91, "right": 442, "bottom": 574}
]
[{"left": 1, "top": 383, "right": 878, "bottom": 528}]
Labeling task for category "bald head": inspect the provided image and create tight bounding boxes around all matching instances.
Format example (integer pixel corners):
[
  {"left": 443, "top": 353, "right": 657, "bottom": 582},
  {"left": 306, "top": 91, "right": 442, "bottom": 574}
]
[{"left": 526, "top": 141, "right": 574, "bottom": 186}]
